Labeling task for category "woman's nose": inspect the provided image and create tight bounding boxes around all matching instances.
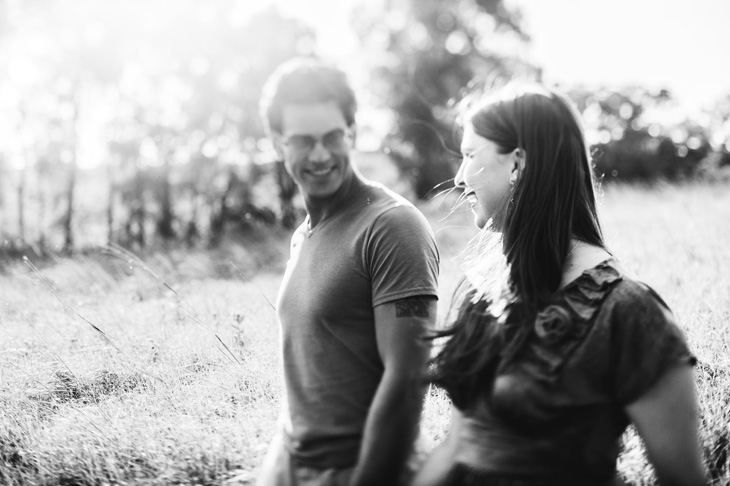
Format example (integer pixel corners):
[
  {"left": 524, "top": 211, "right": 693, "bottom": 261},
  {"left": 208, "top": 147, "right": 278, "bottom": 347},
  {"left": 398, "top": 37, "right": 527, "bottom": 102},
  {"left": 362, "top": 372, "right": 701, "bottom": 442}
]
[{"left": 454, "top": 162, "right": 466, "bottom": 188}]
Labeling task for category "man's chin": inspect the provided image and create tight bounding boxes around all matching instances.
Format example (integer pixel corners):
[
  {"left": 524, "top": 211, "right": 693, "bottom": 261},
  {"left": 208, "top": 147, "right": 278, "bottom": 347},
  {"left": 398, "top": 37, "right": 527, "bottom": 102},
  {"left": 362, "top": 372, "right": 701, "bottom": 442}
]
[{"left": 303, "top": 182, "right": 341, "bottom": 200}]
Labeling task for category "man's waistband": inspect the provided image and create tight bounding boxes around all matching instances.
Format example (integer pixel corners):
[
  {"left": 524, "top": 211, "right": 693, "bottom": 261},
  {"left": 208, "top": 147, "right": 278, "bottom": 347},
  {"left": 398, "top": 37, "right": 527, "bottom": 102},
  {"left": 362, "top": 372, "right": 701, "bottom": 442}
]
[{"left": 282, "top": 429, "right": 360, "bottom": 469}]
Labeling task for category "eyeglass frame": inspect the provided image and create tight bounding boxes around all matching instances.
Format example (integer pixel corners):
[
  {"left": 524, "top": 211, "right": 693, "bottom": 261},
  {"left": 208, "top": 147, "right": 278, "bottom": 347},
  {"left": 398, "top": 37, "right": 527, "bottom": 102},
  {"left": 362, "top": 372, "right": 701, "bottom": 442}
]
[{"left": 278, "top": 127, "right": 353, "bottom": 154}]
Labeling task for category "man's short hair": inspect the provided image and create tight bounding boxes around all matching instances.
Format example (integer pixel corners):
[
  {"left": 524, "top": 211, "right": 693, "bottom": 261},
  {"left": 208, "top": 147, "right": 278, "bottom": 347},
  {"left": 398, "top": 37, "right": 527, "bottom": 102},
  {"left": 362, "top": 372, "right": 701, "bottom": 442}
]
[{"left": 260, "top": 57, "right": 357, "bottom": 135}]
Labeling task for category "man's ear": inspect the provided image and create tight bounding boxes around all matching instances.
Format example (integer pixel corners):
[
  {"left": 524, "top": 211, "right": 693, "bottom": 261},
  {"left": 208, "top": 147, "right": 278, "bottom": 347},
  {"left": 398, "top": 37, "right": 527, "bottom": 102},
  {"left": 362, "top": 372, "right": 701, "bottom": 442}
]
[{"left": 348, "top": 124, "right": 357, "bottom": 147}]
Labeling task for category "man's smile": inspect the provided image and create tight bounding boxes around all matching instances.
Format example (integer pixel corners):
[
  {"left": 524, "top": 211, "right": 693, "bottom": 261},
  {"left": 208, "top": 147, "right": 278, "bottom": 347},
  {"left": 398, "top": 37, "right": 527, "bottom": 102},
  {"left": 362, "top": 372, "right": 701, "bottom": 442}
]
[{"left": 305, "top": 165, "right": 336, "bottom": 177}]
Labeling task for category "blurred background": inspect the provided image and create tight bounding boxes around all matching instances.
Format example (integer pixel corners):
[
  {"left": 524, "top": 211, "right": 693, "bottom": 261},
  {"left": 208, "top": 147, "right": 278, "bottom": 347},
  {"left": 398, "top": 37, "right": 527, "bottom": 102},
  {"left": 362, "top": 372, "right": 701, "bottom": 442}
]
[{"left": 1, "top": 0, "right": 728, "bottom": 255}]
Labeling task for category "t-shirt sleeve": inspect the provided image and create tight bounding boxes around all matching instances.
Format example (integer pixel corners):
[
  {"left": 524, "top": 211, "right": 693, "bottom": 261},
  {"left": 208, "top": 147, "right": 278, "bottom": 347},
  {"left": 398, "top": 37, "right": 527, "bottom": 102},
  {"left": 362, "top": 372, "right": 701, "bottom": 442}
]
[
  {"left": 611, "top": 282, "right": 696, "bottom": 405},
  {"left": 365, "top": 204, "right": 440, "bottom": 307}
]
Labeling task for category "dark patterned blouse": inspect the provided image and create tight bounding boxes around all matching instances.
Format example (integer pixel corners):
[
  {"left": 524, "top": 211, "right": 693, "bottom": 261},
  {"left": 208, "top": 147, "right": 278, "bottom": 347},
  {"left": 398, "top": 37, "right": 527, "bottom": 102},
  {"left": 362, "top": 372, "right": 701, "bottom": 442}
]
[{"left": 450, "top": 259, "right": 696, "bottom": 485}]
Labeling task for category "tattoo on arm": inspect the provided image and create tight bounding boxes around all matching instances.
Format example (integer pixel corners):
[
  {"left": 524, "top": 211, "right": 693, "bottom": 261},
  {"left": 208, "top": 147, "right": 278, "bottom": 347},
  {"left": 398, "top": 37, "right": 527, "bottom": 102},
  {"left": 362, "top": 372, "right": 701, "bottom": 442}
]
[{"left": 394, "top": 297, "right": 433, "bottom": 318}]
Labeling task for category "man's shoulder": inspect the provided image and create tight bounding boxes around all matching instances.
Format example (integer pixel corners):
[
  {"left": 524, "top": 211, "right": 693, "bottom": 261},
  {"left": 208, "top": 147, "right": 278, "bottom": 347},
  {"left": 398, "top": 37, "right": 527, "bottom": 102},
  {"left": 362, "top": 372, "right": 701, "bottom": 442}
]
[
  {"left": 364, "top": 180, "right": 412, "bottom": 204},
  {"left": 361, "top": 182, "right": 427, "bottom": 225},
  {"left": 288, "top": 220, "right": 308, "bottom": 243}
]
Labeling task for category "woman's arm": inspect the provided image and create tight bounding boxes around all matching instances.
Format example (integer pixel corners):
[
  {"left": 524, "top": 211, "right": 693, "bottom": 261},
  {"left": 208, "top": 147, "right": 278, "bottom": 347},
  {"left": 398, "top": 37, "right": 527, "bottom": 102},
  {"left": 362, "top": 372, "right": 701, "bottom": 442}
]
[
  {"left": 409, "top": 406, "right": 464, "bottom": 486},
  {"left": 625, "top": 365, "right": 708, "bottom": 486}
]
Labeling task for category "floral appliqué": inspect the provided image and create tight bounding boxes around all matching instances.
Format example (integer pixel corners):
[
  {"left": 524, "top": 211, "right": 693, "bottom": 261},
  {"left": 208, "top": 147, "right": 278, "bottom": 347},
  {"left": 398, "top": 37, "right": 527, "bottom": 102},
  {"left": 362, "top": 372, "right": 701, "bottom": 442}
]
[
  {"left": 533, "top": 261, "right": 622, "bottom": 345},
  {"left": 534, "top": 305, "right": 574, "bottom": 344}
]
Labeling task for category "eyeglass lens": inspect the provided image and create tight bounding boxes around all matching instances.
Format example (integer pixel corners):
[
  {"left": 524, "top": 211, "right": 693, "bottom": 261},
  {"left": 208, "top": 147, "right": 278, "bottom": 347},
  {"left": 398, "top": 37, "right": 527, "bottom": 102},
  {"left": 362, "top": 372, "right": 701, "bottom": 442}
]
[{"left": 286, "top": 129, "right": 346, "bottom": 152}]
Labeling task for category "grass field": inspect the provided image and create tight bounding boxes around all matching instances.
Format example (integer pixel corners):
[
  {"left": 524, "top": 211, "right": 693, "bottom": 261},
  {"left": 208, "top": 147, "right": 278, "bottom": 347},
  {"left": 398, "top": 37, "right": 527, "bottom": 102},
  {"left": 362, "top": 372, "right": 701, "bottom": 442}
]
[{"left": 1, "top": 181, "right": 729, "bottom": 485}]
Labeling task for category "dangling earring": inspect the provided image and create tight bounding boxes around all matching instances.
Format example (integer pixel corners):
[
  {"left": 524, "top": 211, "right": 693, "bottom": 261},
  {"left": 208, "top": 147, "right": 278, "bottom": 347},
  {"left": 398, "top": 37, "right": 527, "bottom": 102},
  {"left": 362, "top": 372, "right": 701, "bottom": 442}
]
[{"left": 509, "top": 171, "right": 518, "bottom": 186}]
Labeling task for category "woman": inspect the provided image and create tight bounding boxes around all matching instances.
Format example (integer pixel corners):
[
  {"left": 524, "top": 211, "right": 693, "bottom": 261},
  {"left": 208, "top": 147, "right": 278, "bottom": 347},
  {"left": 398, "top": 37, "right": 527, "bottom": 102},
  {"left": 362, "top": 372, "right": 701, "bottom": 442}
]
[{"left": 413, "top": 85, "right": 707, "bottom": 486}]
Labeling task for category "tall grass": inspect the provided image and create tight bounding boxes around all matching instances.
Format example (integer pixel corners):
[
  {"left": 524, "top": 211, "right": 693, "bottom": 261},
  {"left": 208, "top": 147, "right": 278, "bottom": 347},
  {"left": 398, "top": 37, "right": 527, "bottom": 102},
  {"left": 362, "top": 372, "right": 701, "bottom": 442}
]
[
  {"left": 1, "top": 181, "right": 728, "bottom": 485},
  {"left": 1, "top": 234, "right": 288, "bottom": 485}
]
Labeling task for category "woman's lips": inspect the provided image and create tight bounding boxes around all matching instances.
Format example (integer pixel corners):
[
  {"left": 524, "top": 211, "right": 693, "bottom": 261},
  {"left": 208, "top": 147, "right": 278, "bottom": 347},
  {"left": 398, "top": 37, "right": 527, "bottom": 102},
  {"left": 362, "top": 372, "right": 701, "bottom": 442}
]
[{"left": 465, "top": 192, "right": 478, "bottom": 206}]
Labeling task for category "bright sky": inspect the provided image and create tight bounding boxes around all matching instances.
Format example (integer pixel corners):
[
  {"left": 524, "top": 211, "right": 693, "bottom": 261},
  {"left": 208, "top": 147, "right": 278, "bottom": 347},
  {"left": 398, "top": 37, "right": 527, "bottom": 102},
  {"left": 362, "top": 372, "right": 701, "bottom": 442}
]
[
  {"left": 504, "top": 0, "right": 730, "bottom": 113},
  {"left": 4, "top": 0, "right": 727, "bottom": 169},
  {"left": 273, "top": 0, "right": 730, "bottom": 113}
]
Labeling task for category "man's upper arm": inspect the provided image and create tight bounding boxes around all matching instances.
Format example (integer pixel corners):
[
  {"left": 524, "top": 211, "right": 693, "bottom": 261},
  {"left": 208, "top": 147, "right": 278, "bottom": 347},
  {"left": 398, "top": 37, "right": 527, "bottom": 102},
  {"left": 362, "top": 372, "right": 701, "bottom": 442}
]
[
  {"left": 367, "top": 205, "right": 439, "bottom": 308},
  {"left": 373, "top": 296, "right": 437, "bottom": 374},
  {"left": 366, "top": 204, "right": 439, "bottom": 370}
]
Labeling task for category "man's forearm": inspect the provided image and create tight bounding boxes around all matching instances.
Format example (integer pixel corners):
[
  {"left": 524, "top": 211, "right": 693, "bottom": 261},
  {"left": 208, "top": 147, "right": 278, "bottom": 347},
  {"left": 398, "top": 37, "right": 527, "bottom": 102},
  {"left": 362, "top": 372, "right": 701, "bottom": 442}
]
[{"left": 349, "top": 370, "right": 427, "bottom": 486}]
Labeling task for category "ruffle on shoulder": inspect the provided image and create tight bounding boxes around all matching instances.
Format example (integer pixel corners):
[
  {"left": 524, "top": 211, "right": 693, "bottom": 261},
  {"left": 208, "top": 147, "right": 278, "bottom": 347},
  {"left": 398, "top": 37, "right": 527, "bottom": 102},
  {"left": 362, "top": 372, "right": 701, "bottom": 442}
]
[
  {"left": 560, "top": 260, "right": 622, "bottom": 321},
  {"left": 531, "top": 260, "right": 622, "bottom": 367}
]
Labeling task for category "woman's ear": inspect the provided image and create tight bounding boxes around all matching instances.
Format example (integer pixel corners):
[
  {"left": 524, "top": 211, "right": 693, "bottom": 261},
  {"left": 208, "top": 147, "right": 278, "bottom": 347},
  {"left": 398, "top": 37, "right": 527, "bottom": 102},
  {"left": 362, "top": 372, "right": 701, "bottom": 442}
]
[
  {"left": 513, "top": 148, "right": 526, "bottom": 171},
  {"left": 509, "top": 148, "right": 525, "bottom": 185}
]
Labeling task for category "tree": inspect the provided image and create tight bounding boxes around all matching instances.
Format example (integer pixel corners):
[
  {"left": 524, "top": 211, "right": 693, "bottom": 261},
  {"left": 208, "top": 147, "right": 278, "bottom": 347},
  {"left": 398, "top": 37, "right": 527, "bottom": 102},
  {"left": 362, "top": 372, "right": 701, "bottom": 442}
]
[
  {"left": 567, "top": 86, "right": 712, "bottom": 181},
  {"left": 355, "top": 0, "right": 536, "bottom": 198},
  {"left": 0, "top": 0, "right": 314, "bottom": 251}
]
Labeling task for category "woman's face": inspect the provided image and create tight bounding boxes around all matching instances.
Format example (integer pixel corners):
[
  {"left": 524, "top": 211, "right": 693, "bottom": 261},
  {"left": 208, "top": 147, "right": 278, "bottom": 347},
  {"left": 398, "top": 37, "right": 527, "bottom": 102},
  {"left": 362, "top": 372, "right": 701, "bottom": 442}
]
[{"left": 455, "top": 124, "right": 515, "bottom": 229}]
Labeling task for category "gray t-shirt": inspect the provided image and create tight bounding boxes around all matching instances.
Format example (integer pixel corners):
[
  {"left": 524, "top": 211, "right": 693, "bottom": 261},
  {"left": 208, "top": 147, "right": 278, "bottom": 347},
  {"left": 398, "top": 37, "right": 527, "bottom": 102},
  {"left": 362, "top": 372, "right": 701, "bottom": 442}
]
[{"left": 276, "top": 180, "right": 440, "bottom": 468}]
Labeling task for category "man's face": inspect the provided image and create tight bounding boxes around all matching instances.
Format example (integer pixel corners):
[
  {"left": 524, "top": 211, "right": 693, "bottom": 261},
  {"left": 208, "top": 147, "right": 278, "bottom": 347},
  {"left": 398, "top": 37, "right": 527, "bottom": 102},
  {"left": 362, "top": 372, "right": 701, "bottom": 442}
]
[{"left": 277, "top": 101, "right": 354, "bottom": 201}]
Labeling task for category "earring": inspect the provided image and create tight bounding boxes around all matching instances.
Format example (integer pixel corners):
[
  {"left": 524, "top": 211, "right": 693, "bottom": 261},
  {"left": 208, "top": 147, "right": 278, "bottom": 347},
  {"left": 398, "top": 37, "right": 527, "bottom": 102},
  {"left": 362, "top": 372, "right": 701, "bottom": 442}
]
[{"left": 509, "top": 171, "right": 518, "bottom": 186}]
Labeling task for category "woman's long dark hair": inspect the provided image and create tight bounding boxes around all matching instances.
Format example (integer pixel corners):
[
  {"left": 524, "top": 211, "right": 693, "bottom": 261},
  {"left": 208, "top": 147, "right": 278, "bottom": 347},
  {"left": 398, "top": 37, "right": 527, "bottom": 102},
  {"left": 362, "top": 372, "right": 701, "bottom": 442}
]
[{"left": 431, "top": 85, "right": 606, "bottom": 409}]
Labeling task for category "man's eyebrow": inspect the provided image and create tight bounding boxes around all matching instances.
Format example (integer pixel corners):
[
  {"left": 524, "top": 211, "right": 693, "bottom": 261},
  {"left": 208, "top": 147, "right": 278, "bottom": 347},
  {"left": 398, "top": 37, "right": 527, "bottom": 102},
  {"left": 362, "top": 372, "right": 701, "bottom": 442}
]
[{"left": 285, "top": 128, "right": 344, "bottom": 137}]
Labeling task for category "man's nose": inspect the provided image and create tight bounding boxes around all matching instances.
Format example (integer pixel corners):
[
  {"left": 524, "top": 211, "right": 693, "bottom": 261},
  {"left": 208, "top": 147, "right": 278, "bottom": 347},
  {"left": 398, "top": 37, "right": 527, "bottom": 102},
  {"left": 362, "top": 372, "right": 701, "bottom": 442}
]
[{"left": 308, "top": 140, "right": 330, "bottom": 162}]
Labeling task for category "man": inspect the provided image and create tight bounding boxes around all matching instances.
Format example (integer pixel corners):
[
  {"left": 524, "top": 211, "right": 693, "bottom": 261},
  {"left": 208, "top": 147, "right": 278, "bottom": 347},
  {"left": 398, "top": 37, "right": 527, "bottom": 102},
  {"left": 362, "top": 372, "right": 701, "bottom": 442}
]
[{"left": 257, "top": 57, "right": 440, "bottom": 486}]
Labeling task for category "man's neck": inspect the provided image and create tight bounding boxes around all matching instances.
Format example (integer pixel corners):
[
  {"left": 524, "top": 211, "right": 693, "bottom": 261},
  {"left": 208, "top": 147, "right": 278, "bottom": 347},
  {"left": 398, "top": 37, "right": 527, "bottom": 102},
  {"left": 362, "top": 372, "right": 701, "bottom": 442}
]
[{"left": 304, "top": 172, "right": 365, "bottom": 228}]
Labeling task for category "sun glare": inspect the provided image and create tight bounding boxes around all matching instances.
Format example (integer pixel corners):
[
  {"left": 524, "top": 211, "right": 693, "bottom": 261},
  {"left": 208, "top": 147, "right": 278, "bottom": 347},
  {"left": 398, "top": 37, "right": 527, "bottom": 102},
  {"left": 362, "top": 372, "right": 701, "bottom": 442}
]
[
  {"left": 0, "top": 0, "right": 371, "bottom": 170},
  {"left": 0, "top": 0, "right": 307, "bottom": 170}
]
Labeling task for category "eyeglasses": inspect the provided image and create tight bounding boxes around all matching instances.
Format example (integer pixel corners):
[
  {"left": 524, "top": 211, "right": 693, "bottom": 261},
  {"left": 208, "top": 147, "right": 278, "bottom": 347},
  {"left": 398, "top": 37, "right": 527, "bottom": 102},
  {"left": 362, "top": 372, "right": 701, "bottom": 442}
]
[{"left": 281, "top": 128, "right": 349, "bottom": 153}]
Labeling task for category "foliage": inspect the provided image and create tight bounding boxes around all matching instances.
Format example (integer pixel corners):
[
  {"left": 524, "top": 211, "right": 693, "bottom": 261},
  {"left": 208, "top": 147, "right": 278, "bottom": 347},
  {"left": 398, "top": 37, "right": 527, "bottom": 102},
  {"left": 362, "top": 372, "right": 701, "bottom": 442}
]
[
  {"left": 566, "top": 86, "right": 723, "bottom": 182},
  {"left": 354, "top": 1, "right": 730, "bottom": 195},
  {"left": 354, "top": 0, "right": 537, "bottom": 199},
  {"left": 0, "top": 0, "right": 310, "bottom": 253},
  {"left": 2, "top": 0, "right": 730, "bottom": 255}
]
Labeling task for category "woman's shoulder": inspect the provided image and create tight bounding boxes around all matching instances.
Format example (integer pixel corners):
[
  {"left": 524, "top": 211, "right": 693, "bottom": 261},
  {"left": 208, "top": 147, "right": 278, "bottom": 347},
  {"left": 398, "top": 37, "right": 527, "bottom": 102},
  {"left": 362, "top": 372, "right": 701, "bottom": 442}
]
[
  {"left": 599, "top": 262, "right": 675, "bottom": 317},
  {"left": 592, "top": 262, "right": 696, "bottom": 404},
  {"left": 556, "top": 256, "right": 681, "bottom": 344},
  {"left": 563, "top": 254, "right": 671, "bottom": 312},
  {"left": 533, "top": 258, "right": 693, "bottom": 403},
  {"left": 557, "top": 256, "right": 622, "bottom": 323},
  {"left": 560, "top": 241, "right": 612, "bottom": 289},
  {"left": 589, "top": 261, "right": 693, "bottom": 368}
]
